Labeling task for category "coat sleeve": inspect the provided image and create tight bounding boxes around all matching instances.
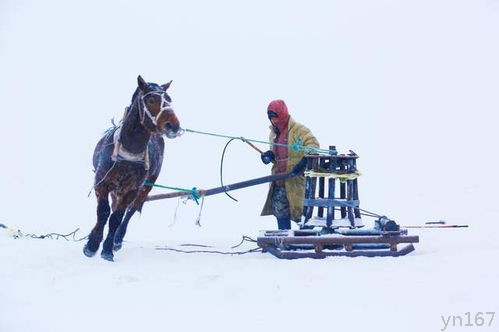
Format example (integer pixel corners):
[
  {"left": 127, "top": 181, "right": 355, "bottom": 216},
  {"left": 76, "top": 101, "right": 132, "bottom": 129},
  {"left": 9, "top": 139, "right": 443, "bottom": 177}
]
[{"left": 299, "top": 124, "right": 319, "bottom": 151}]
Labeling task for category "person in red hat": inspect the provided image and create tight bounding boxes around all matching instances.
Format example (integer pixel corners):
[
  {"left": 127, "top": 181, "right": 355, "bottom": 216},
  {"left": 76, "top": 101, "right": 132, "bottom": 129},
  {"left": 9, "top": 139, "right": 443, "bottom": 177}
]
[{"left": 260, "top": 99, "right": 319, "bottom": 230}]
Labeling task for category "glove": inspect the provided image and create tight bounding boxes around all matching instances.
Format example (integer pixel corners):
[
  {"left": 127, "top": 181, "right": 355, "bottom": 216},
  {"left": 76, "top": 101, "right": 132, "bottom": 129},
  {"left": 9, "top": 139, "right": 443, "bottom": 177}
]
[
  {"left": 291, "top": 156, "right": 308, "bottom": 176},
  {"left": 261, "top": 150, "right": 275, "bottom": 165}
]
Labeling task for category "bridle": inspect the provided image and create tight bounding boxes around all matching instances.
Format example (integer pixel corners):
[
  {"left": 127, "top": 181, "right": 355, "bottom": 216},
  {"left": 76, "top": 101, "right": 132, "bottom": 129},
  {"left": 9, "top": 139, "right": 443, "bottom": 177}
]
[{"left": 138, "top": 89, "right": 175, "bottom": 132}]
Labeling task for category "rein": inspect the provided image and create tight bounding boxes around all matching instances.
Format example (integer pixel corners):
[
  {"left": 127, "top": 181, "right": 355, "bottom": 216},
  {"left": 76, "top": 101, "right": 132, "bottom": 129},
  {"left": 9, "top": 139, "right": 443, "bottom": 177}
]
[{"left": 183, "top": 128, "right": 334, "bottom": 155}]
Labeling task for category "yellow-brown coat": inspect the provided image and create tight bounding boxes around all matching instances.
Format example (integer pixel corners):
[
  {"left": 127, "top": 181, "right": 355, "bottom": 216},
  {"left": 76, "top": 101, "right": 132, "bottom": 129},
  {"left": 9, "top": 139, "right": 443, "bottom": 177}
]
[{"left": 261, "top": 117, "right": 319, "bottom": 221}]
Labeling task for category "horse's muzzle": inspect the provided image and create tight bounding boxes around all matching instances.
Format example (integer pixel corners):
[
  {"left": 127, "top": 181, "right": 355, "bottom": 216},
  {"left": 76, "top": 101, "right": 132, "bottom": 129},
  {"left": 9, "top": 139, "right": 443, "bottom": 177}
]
[{"left": 164, "top": 122, "right": 183, "bottom": 138}]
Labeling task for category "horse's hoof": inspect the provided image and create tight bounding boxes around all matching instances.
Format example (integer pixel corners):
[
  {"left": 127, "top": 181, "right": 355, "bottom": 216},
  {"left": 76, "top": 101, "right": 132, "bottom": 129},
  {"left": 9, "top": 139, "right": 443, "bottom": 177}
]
[
  {"left": 113, "top": 242, "right": 122, "bottom": 251},
  {"left": 83, "top": 244, "right": 97, "bottom": 257},
  {"left": 101, "top": 251, "right": 114, "bottom": 262}
]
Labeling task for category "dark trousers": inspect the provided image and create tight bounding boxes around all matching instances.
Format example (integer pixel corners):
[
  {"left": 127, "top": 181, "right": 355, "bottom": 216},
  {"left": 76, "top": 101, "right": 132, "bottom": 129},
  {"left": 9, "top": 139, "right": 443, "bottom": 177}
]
[{"left": 271, "top": 185, "right": 291, "bottom": 230}]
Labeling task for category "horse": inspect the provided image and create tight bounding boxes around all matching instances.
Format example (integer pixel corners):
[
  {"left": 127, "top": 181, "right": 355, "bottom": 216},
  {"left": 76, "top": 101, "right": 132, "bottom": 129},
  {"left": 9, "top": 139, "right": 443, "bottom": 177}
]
[{"left": 83, "top": 75, "right": 182, "bottom": 261}]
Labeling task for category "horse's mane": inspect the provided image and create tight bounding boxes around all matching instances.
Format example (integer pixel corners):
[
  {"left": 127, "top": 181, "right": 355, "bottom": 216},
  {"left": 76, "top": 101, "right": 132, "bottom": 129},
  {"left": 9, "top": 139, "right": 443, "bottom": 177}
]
[
  {"left": 107, "top": 88, "right": 141, "bottom": 129},
  {"left": 131, "top": 87, "right": 140, "bottom": 106}
]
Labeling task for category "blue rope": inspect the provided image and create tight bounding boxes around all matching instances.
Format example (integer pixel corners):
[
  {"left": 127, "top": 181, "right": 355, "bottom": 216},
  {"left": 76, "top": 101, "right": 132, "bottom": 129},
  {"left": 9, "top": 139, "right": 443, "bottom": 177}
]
[
  {"left": 144, "top": 182, "right": 200, "bottom": 204},
  {"left": 184, "top": 128, "right": 334, "bottom": 155}
]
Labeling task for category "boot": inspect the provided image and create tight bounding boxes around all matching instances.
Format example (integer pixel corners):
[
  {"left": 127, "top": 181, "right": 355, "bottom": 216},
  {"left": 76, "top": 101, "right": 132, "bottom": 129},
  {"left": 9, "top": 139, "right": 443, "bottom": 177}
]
[{"left": 277, "top": 217, "right": 291, "bottom": 230}]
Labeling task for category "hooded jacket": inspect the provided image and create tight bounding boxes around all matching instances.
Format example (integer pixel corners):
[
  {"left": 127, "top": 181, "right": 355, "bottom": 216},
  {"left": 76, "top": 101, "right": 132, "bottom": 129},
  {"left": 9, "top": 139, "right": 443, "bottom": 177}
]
[{"left": 261, "top": 115, "right": 320, "bottom": 222}]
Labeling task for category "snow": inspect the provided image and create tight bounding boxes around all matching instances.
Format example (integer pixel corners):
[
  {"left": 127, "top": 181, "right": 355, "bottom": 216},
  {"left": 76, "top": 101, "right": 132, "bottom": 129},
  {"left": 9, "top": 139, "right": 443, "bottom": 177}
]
[{"left": 1, "top": 1, "right": 498, "bottom": 331}]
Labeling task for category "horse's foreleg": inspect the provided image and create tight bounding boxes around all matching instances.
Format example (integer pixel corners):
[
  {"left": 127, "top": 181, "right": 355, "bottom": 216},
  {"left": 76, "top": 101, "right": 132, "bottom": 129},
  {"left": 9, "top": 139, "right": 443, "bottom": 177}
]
[
  {"left": 84, "top": 191, "right": 110, "bottom": 257},
  {"left": 100, "top": 209, "right": 125, "bottom": 261}
]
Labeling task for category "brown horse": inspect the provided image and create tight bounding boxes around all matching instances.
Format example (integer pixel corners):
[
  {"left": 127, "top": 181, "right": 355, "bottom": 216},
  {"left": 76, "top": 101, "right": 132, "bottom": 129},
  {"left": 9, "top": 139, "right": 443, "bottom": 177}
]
[{"left": 84, "top": 75, "right": 182, "bottom": 261}]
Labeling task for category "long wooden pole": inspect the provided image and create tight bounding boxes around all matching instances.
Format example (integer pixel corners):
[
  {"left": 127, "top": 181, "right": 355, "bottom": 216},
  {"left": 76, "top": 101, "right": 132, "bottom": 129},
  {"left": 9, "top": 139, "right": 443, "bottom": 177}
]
[{"left": 145, "top": 171, "right": 296, "bottom": 202}]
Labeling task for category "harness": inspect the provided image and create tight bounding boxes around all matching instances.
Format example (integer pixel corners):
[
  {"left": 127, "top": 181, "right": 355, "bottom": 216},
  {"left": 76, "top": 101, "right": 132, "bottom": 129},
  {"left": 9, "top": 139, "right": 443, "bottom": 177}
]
[{"left": 111, "top": 125, "right": 150, "bottom": 170}]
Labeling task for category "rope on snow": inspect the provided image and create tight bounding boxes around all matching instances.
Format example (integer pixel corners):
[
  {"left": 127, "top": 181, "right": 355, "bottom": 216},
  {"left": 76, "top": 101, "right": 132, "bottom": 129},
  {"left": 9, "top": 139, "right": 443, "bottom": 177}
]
[
  {"left": 0, "top": 223, "right": 87, "bottom": 241},
  {"left": 155, "top": 235, "right": 260, "bottom": 255}
]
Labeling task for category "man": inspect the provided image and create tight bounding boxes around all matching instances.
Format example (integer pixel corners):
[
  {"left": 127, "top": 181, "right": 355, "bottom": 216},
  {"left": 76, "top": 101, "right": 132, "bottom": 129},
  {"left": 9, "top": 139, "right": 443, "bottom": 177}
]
[{"left": 260, "top": 99, "right": 320, "bottom": 230}]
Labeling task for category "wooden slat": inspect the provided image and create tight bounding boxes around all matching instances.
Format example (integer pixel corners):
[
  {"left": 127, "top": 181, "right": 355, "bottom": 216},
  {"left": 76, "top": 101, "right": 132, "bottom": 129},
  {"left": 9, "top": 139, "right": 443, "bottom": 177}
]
[
  {"left": 257, "top": 235, "right": 419, "bottom": 246},
  {"left": 303, "top": 198, "right": 359, "bottom": 208}
]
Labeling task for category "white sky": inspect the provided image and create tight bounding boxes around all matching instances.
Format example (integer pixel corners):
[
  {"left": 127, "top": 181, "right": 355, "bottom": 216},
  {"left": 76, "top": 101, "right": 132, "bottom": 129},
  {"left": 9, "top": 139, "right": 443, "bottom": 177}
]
[{"left": 1, "top": 0, "right": 498, "bottom": 231}]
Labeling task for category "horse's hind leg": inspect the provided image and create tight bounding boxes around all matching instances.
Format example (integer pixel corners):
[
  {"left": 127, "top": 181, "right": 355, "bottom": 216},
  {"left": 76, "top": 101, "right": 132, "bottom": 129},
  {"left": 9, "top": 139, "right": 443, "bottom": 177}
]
[
  {"left": 113, "top": 207, "right": 137, "bottom": 251},
  {"left": 84, "top": 189, "right": 110, "bottom": 257},
  {"left": 113, "top": 185, "right": 152, "bottom": 251}
]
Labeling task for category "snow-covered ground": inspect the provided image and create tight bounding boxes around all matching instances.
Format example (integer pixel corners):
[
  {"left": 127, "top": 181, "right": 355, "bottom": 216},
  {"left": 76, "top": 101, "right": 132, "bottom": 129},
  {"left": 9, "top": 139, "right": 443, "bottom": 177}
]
[
  {"left": 1, "top": 1, "right": 498, "bottom": 331},
  {"left": 1, "top": 225, "right": 497, "bottom": 332}
]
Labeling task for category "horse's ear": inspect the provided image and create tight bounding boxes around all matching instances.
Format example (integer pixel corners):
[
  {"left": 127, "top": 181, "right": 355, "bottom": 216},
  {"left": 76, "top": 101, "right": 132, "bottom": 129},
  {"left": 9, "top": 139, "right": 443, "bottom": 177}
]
[
  {"left": 137, "top": 75, "right": 147, "bottom": 91},
  {"left": 162, "top": 80, "right": 173, "bottom": 91}
]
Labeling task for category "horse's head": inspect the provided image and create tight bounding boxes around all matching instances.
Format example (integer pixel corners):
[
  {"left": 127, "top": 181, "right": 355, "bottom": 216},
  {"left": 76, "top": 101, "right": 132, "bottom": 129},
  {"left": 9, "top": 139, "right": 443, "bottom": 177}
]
[{"left": 136, "top": 75, "right": 182, "bottom": 139}]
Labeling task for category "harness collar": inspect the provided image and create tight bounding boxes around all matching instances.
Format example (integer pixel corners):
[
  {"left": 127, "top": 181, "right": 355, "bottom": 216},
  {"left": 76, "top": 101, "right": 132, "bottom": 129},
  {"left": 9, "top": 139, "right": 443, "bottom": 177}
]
[{"left": 111, "top": 126, "right": 150, "bottom": 170}]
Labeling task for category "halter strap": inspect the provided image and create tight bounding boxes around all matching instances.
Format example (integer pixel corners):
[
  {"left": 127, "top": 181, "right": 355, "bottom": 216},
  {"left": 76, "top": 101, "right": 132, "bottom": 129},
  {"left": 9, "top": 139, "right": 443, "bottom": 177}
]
[{"left": 139, "top": 90, "right": 173, "bottom": 132}]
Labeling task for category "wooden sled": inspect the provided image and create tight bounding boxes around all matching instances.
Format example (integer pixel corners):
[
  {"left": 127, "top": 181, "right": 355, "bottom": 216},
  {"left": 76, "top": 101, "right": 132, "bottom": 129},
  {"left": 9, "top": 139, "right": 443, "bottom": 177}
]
[{"left": 257, "top": 229, "right": 419, "bottom": 259}]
